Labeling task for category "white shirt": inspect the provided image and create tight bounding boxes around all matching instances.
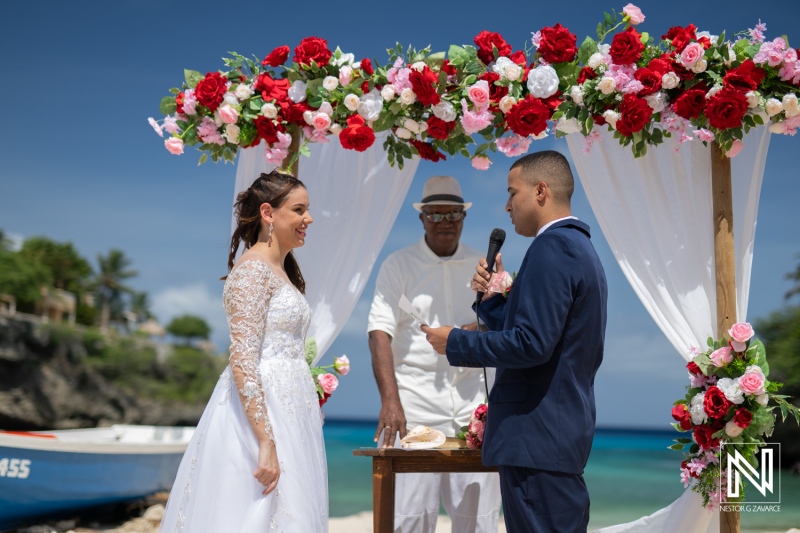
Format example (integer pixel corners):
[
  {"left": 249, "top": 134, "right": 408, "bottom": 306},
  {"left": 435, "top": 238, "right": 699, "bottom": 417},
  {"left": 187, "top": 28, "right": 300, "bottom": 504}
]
[
  {"left": 368, "top": 238, "right": 491, "bottom": 435},
  {"left": 537, "top": 215, "right": 578, "bottom": 237}
]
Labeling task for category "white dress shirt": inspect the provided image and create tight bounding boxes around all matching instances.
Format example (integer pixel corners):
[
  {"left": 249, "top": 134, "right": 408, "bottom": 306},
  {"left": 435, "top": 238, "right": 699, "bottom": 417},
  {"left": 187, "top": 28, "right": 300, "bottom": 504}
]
[{"left": 368, "top": 237, "right": 492, "bottom": 435}]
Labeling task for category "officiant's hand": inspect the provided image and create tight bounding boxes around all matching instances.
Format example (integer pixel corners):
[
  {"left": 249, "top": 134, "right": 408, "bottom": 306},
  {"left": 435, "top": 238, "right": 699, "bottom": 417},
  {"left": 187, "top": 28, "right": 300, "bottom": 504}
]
[
  {"left": 255, "top": 438, "right": 280, "bottom": 495},
  {"left": 421, "top": 325, "right": 453, "bottom": 354},
  {"left": 472, "top": 253, "right": 504, "bottom": 300}
]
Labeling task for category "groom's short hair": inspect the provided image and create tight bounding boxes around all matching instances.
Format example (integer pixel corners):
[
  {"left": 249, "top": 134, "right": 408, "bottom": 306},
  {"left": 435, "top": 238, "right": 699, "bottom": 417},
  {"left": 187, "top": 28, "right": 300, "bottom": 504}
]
[{"left": 511, "top": 151, "right": 574, "bottom": 206}]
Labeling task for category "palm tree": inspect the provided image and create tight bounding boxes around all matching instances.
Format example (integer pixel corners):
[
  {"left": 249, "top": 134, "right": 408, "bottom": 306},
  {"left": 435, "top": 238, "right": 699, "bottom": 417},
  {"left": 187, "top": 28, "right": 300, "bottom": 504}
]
[
  {"left": 95, "top": 249, "right": 137, "bottom": 332},
  {"left": 130, "top": 291, "right": 153, "bottom": 324},
  {"left": 786, "top": 253, "right": 800, "bottom": 301}
]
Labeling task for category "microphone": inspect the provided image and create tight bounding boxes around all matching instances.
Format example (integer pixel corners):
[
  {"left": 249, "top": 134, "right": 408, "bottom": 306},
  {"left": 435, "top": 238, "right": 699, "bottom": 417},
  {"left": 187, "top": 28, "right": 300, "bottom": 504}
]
[{"left": 475, "top": 228, "right": 506, "bottom": 305}]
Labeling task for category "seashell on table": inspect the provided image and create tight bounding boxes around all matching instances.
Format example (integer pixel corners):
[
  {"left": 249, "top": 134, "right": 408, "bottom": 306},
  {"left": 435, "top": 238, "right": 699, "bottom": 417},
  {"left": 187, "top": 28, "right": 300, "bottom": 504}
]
[{"left": 399, "top": 425, "right": 446, "bottom": 450}]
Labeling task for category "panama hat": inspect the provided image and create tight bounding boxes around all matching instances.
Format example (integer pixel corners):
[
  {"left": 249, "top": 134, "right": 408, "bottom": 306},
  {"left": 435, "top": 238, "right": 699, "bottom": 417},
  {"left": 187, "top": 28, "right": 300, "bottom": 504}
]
[{"left": 412, "top": 175, "right": 472, "bottom": 212}]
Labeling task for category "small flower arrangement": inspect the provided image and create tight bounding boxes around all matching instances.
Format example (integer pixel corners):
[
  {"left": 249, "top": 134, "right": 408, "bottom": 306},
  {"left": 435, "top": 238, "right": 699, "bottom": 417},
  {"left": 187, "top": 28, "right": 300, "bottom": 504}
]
[
  {"left": 670, "top": 322, "right": 799, "bottom": 508},
  {"left": 488, "top": 270, "right": 515, "bottom": 298},
  {"left": 305, "top": 338, "right": 350, "bottom": 407},
  {"left": 457, "top": 403, "right": 488, "bottom": 449}
]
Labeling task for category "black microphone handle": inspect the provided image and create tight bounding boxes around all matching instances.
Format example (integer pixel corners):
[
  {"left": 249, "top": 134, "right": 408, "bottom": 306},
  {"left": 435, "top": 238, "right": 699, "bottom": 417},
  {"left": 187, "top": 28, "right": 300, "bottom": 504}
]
[{"left": 475, "top": 242, "right": 503, "bottom": 304}]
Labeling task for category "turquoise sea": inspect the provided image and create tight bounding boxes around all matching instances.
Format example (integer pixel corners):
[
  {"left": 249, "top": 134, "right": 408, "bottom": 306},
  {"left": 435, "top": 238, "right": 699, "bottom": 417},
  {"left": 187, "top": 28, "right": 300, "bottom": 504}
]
[{"left": 324, "top": 420, "right": 800, "bottom": 531}]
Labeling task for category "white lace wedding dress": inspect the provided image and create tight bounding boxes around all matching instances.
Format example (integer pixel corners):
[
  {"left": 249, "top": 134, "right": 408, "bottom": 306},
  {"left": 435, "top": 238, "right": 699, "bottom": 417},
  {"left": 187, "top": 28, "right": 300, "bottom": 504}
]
[{"left": 160, "top": 258, "right": 328, "bottom": 532}]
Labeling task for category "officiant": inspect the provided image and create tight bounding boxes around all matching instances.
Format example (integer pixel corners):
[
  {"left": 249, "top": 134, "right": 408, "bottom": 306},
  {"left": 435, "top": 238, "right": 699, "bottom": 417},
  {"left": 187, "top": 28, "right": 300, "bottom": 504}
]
[{"left": 367, "top": 175, "right": 501, "bottom": 533}]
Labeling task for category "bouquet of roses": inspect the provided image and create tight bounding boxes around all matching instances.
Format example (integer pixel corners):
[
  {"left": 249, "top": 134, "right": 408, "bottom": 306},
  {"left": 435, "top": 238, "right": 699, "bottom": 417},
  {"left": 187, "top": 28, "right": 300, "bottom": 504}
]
[
  {"left": 670, "top": 322, "right": 799, "bottom": 508},
  {"left": 304, "top": 338, "right": 350, "bottom": 407},
  {"left": 458, "top": 403, "right": 488, "bottom": 449}
]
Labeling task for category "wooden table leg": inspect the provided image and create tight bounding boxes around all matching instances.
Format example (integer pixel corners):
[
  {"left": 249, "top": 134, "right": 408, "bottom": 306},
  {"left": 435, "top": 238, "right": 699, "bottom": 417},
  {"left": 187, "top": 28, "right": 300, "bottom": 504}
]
[{"left": 373, "top": 456, "right": 395, "bottom": 533}]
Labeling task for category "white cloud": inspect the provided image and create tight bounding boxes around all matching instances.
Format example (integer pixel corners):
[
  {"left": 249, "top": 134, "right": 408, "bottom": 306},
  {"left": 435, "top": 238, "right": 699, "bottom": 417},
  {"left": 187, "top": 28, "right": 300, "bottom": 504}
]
[
  {"left": 5, "top": 231, "right": 24, "bottom": 251},
  {"left": 152, "top": 284, "right": 228, "bottom": 347}
]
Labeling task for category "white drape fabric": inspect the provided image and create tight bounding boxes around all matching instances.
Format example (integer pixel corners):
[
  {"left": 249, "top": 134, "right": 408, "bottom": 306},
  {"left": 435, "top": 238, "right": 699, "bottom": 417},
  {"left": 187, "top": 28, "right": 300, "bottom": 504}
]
[
  {"left": 566, "top": 127, "right": 771, "bottom": 533},
  {"left": 233, "top": 135, "right": 420, "bottom": 364}
]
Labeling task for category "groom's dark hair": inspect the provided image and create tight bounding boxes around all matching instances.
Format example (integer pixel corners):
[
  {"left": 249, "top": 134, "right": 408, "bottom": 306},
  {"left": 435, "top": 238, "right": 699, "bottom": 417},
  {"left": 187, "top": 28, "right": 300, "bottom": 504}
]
[{"left": 511, "top": 151, "right": 574, "bottom": 206}]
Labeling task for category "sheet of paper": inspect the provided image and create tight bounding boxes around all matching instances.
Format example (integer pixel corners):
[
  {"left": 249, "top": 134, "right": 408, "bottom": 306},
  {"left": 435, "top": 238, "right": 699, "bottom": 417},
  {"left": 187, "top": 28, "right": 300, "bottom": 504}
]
[{"left": 399, "top": 294, "right": 428, "bottom": 327}]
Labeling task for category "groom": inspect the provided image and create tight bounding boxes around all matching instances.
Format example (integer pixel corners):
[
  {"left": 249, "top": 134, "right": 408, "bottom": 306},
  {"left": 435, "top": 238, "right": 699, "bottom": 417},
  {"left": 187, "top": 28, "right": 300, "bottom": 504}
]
[{"left": 423, "top": 151, "right": 607, "bottom": 532}]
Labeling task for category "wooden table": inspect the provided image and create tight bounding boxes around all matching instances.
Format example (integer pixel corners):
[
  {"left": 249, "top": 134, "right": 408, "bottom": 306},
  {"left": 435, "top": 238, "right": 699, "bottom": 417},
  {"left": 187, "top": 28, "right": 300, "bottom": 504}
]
[{"left": 353, "top": 442, "right": 498, "bottom": 533}]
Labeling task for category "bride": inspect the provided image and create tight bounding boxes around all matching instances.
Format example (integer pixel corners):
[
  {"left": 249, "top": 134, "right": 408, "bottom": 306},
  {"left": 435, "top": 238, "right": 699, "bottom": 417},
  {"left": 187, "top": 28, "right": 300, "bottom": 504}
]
[{"left": 160, "top": 170, "right": 328, "bottom": 532}]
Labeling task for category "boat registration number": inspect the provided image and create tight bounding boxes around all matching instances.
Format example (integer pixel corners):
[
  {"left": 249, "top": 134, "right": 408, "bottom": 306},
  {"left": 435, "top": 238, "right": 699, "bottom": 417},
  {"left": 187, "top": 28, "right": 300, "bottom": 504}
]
[{"left": 0, "top": 458, "right": 31, "bottom": 479}]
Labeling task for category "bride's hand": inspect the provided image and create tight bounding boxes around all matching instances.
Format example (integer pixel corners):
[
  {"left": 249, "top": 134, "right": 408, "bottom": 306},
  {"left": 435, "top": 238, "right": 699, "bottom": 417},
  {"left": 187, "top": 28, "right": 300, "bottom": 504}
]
[{"left": 255, "top": 438, "right": 280, "bottom": 495}]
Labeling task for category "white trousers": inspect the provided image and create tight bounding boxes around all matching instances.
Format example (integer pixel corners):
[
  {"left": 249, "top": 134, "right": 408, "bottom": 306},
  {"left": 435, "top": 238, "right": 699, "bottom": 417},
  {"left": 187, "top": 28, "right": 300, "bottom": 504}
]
[{"left": 394, "top": 471, "right": 501, "bottom": 533}]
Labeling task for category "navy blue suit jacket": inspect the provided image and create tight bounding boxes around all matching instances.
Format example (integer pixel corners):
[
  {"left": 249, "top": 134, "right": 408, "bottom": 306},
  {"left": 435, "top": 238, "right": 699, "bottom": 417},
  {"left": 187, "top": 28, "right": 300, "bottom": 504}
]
[{"left": 446, "top": 219, "right": 607, "bottom": 475}]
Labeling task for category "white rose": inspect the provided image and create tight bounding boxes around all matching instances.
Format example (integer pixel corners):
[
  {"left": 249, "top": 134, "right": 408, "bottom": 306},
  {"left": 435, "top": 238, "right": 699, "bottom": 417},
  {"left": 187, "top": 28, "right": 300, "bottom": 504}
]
[
  {"left": 598, "top": 77, "right": 617, "bottom": 95},
  {"left": 602, "top": 109, "right": 620, "bottom": 129},
  {"left": 395, "top": 127, "right": 413, "bottom": 139},
  {"left": 400, "top": 88, "right": 417, "bottom": 105},
  {"left": 531, "top": 130, "right": 549, "bottom": 140},
  {"left": 344, "top": 93, "right": 361, "bottom": 112},
  {"left": 691, "top": 59, "right": 708, "bottom": 74},
  {"left": 783, "top": 93, "right": 800, "bottom": 117},
  {"left": 598, "top": 43, "right": 611, "bottom": 55},
  {"left": 432, "top": 100, "right": 457, "bottom": 122},
  {"left": 746, "top": 91, "right": 761, "bottom": 108},
  {"left": 261, "top": 103, "right": 278, "bottom": 119},
  {"left": 725, "top": 420, "right": 744, "bottom": 438},
  {"left": 323, "top": 76, "right": 339, "bottom": 92},
  {"left": 499, "top": 95, "right": 516, "bottom": 114},
  {"left": 555, "top": 117, "right": 582, "bottom": 134},
  {"left": 223, "top": 92, "right": 238, "bottom": 107},
  {"left": 381, "top": 85, "right": 396, "bottom": 101},
  {"left": 706, "top": 85, "right": 722, "bottom": 99},
  {"left": 352, "top": 61, "right": 361, "bottom": 70},
  {"left": 588, "top": 53, "right": 605, "bottom": 69},
  {"left": 358, "top": 89, "right": 384, "bottom": 122},
  {"left": 213, "top": 111, "right": 223, "bottom": 127},
  {"left": 318, "top": 101, "right": 333, "bottom": 116},
  {"left": 234, "top": 84, "right": 253, "bottom": 101},
  {"left": 303, "top": 110, "right": 315, "bottom": 126},
  {"left": 527, "top": 65, "right": 559, "bottom": 99},
  {"left": 756, "top": 393, "right": 769, "bottom": 406},
  {"left": 717, "top": 377, "right": 745, "bottom": 405},
  {"left": 661, "top": 72, "right": 681, "bottom": 90},
  {"left": 645, "top": 91, "right": 666, "bottom": 113},
  {"left": 765, "top": 98, "right": 784, "bottom": 117},
  {"left": 332, "top": 52, "right": 355, "bottom": 67},
  {"left": 768, "top": 121, "right": 786, "bottom": 134},
  {"left": 288, "top": 80, "right": 307, "bottom": 103},
  {"left": 410, "top": 61, "right": 427, "bottom": 72},
  {"left": 570, "top": 86, "right": 584, "bottom": 105},
  {"left": 418, "top": 121, "right": 428, "bottom": 132},
  {"left": 329, "top": 123, "right": 343, "bottom": 136},
  {"left": 493, "top": 57, "right": 522, "bottom": 82},
  {"left": 690, "top": 392, "right": 708, "bottom": 425},
  {"left": 224, "top": 124, "right": 240, "bottom": 144},
  {"left": 403, "top": 118, "right": 421, "bottom": 134}
]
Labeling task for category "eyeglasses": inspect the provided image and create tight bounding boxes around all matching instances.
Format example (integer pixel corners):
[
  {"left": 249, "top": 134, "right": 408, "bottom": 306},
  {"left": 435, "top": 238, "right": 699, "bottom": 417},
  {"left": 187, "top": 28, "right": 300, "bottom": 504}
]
[{"left": 422, "top": 211, "right": 465, "bottom": 223}]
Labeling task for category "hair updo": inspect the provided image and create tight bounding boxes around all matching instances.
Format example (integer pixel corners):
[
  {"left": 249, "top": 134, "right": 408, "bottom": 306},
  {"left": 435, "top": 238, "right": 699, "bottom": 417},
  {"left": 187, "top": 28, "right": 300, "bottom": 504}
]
[{"left": 226, "top": 170, "right": 307, "bottom": 293}]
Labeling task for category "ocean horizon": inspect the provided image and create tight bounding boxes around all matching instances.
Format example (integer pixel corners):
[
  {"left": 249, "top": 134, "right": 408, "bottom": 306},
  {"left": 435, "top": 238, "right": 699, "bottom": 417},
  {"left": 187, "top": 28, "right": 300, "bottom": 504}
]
[{"left": 324, "top": 418, "right": 800, "bottom": 531}]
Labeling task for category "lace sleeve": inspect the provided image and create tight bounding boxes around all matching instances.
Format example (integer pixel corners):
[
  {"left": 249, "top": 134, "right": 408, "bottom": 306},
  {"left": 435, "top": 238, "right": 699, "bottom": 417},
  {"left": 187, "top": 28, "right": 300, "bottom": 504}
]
[{"left": 223, "top": 259, "right": 279, "bottom": 442}]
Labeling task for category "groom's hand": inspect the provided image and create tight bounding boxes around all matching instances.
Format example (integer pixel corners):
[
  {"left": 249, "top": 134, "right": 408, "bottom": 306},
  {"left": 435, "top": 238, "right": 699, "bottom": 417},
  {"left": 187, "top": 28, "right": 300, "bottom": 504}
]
[
  {"left": 472, "top": 253, "right": 504, "bottom": 301},
  {"left": 421, "top": 325, "right": 453, "bottom": 355}
]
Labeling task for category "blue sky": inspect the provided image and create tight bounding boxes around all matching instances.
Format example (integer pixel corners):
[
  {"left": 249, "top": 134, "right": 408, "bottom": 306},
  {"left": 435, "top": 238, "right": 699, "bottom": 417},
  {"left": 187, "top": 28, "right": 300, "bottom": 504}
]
[{"left": 1, "top": 0, "right": 798, "bottom": 428}]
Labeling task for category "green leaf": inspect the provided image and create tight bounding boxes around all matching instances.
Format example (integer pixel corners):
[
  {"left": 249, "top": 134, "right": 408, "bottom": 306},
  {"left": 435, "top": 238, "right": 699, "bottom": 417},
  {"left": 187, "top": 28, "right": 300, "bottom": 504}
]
[
  {"left": 299, "top": 144, "right": 311, "bottom": 157},
  {"left": 640, "top": 32, "right": 650, "bottom": 45},
  {"left": 448, "top": 44, "right": 469, "bottom": 66},
  {"left": 169, "top": 87, "right": 180, "bottom": 95},
  {"left": 159, "top": 96, "right": 177, "bottom": 115},
  {"left": 184, "top": 69, "right": 204, "bottom": 89},
  {"left": 577, "top": 36, "right": 599, "bottom": 65},
  {"left": 305, "top": 337, "right": 318, "bottom": 365},
  {"left": 676, "top": 437, "right": 693, "bottom": 444},
  {"left": 668, "top": 443, "right": 685, "bottom": 451},
  {"left": 197, "top": 153, "right": 208, "bottom": 166},
  {"left": 372, "top": 112, "right": 396, "bottom": 133}
]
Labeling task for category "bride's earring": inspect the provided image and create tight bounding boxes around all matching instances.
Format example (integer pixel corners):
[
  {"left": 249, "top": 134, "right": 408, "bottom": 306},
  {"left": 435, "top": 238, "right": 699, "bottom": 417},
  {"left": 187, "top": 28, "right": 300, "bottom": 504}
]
[{"left": 267, "top": 222, "right": 274, "bottom": 246}]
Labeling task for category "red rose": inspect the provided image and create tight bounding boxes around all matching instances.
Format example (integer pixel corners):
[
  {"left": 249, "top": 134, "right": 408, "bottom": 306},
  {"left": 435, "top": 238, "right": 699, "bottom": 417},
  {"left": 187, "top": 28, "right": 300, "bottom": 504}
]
[
  {"left": 734, "top": 408, "right": 753, "bottom": 429},
  {"left": 293, "top": 36, "right": 332, "bottom": 67},
  {"left": 593, "top": 113, "right": 607, "bottom": 126},
  {"left": 706, "top": 87, "right": 749, "bottom": 129},
  {"left": 687, "top": 361, "right": 703, "bottom": 375},
  {"left": 538, "top": 23, "right": 578, "bottom": 64},
  {"left": 426, "top": 116, "right": 456, "bottom": 140},
  {"left": 663, "top": 24, "right": 698, "bottom": 53},
  {"left": 360, "top": 58, "right": 374, "bottom": 75},
  {"left": 478, "top": 72, "right": 508, "bottom": 103},
  {"left": 253, "top": 116, "right": 284, "bottom": 144},
  {"left": 175, "top": 92, "right": 185, "bottom": 114},
  {"left": 616, "top": 94, "right": 653, "bottom": 137},
  {"left": 541, "top": 92, "right": 563, "bottom": 112},
  {"left": 671, "top": 404, "right": 693, "bottom": 431},
  {"left": 441, "top": 59, "right": 457, "bottom": 76},
  {"left": 474, "top": 30, "right": 512, "bottom": 65},
  {"left": 634, "top": 68, "right": 662, "bottom": 96},
  {"left": 319, "top": 392, "right": 331, "bottom": 407},
  {"left": 361, "top": 80, "right": 370, "bottom": 94},
  {"left": 194, "top": 72, "right": 227, "bottom": 112},
  {"left": 506, "top": 95, "right": 551, "bottom": 137},
  {"left": 510, "top": 50, "right": 527, "bottom": 67},
  {"left": 410, "top": 139, "right": 447, "bottom": 162},
  {"left": 698, "top": 35, "right": 712, "bottom": 50},
  {"left": 693, "top": 425, "right": 720, "bottom": 451},
  {"left": 647, "top": 58, "right": 673, "bottom": 78},
  {"left": 724, "top": 59, "right": 766, "bottom": 93},
  {"left": 577, "top": 66, "right": 597, "bottom": 85},
  {"left": 262, "top": 45, "right": 290, "bottom": 67},
  {"left": 284, "top": 102, "right": 313, "bottom": 125},
  {"left": 703, "top": 386, "right": 734, "bottom": 420},
  {"left": 672, "top": 89, "right": 707, "bottom": 120},
  {"left": 610, "top": 27, "right": 645, "bottom": 65},
  {"left": 409, "top": 66, "right": 441, "bottom": 106},
  {"left": 339, "top": 115, "right": 376, "bottom": 152},
  {"left": 254, "top": 73, "right": 290, "bottom": 103}
]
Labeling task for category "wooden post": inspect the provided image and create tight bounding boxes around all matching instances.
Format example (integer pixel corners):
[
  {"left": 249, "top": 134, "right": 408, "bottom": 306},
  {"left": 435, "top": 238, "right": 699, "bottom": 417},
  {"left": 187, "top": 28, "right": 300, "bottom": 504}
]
[
  {"left": 711, "top": 141, "right": 740, "bottom": 533},
  {"left": 372, "top": 456, "right": 395, "bottom": 533},
  {"left": 280, "top": 129, "right": 302, "bottom": 177}
]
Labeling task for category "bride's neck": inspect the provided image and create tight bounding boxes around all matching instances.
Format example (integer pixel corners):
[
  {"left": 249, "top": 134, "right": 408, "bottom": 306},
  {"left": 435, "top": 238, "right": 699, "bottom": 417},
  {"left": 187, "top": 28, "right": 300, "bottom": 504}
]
[{"left": 250, "top": 241, "right": 289, "bottom": 270}]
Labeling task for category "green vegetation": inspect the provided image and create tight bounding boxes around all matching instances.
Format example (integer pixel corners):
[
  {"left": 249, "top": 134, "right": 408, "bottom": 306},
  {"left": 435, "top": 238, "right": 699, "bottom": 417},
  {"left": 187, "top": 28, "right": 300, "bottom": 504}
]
[{"left": 167, "top": 314, "right": 212, "bottom": 345}]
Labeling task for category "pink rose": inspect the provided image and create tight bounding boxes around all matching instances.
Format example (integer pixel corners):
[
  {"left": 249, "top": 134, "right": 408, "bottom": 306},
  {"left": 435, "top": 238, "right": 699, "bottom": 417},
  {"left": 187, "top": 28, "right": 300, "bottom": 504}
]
[
  {"left": 339, "top": 65, "right": 353, "bottom": 87},
  {"left": 694, "top": 128, "right": 715, "bottom": 143},
  {"left": 318, "top": 373, "right": 339, "bottom": 395},
  {"left": 622, "top": 3, "right": 645, "bottom": 25},
  {"left": 334, "top": 355, "right": 350, "bottom": 376},
  {"left": 680, "top": 42, "right": 705, "bottom": 67},
  {"left": 709, "top": 346, "right": 733, "bottom": 367},
  {"left": 219, "top": 105, "right": 239, "bottom": 124},
  {"left": 467, "top": 80, "right": 491, "bottom": 109},
  {"left": 728, "top": 322, "right": 755, "bottom": 343},
  {"left": 265, "top": 146, "right": 288, "bottom": 165},
  {"left": 460, "top": 106, "right": 494, "bottom": 134},
  {"left": 738, "top": 367, "right": 765, "bottom": 395},
  {"left": 471, "top": 156, "right": 492, "bottom": 170},
  {"left": 726, "top": 139, "right": 744, "bottom": 158},
  {"left": 468, "top": 419, "right": 485, "bottom": 441},
  {"left": 164, "top": 137, "right": 184, "bottom": 155},
  {"left": 312, "top": 112, "right": 332, "bottom": 131}
]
